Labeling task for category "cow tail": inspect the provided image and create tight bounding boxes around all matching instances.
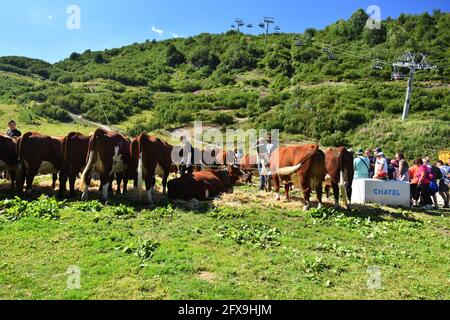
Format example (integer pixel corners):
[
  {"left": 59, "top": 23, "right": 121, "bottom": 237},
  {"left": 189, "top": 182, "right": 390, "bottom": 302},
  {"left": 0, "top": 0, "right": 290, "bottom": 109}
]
[
  {"left": 137, "top": 134, "right": 145, "bottom": 201},
  {"left": 17, "top": 132, "right": 33, "bottom": 160},
  {"left": 80, "top": 134, "right": 96, "bottom": 189},
  {"left": 338, "top": 151, "right": 348, "bottom": 208}
]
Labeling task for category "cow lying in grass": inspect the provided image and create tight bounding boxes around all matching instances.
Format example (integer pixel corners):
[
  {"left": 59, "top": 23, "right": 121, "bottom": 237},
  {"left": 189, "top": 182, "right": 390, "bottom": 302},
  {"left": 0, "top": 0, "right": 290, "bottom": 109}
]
[{"left": 168, "top": 169, "right": 238, "bottom": 201}]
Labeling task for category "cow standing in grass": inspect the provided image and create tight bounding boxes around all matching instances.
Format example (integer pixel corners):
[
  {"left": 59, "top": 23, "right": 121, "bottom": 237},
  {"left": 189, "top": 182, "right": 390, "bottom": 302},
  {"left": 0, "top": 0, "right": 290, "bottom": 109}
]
[
  {"left": 15, "top": 132, "right": 63, "bottom": 196},
  {"left": 80, "top": 129, "right": 131, "bottom": 203},
  {"left": 324, "top": 147, "right": 354, "bottom": 210},
  {"left": 270, "top": 144, "right": 326, "bottom": 211},
  {"left": 131, "top": 133, "right": 173, "bottom": 204},
  {"left": 0, "top": 134, "right": 18, "bottom": 194}
]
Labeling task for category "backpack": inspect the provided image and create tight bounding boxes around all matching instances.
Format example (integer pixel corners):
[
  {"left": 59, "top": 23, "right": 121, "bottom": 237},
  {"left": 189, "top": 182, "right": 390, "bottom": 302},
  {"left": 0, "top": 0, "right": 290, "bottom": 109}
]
[{"left": 432, "top": 166, "right": 442, "bottom": 180}]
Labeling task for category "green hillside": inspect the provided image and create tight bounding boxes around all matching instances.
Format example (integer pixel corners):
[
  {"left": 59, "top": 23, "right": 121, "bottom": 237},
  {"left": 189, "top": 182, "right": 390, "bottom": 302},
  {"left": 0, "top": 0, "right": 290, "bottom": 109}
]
[{"left": 0, "top": 9, "right": 449, "bottom": 158}]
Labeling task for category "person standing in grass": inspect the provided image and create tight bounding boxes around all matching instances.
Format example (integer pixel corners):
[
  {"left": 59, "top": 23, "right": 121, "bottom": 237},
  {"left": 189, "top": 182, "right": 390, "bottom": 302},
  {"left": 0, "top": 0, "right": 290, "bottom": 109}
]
[
  {"left": 417, "top": 158, "right": 433, "bottom": 210},
  {"left": 353, "top": 148, "right": 370, "bottom": 179},
  {"left": 394, "top": 153, "right": 409, "bottom": 182},
  {"left": 365, "top": 149, "right": 375, "bottom": 178},
  {"left": 179, "top": 135, "right": 194, "bottom": 176},
  {"left": 6, "top": 120, "right": 22, "bottom": 141},
  {"left": 373, "top": 152, "right": 388, "bottom": 180},
  {"left": 409, "top": 159, "right": 421, "bottom": 207},
  {"left": 436, "top": 160, "right": 449, "bottom": 208},
  {"left": 423, "top": 157, "right": 439, "bottom": 209}
]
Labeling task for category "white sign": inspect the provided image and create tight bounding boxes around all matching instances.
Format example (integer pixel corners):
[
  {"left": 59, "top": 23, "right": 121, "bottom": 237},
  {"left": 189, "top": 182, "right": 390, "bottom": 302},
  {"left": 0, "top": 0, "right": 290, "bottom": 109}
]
[{"left": 352, "top": 179, "right": 411, "bottom": 208}]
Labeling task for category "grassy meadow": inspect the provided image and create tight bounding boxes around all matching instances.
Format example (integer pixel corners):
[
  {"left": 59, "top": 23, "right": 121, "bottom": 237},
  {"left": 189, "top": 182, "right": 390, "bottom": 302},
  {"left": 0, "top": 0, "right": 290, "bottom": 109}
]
[{"left": 0, "top": 178, "right": 449, "bottom": 300}]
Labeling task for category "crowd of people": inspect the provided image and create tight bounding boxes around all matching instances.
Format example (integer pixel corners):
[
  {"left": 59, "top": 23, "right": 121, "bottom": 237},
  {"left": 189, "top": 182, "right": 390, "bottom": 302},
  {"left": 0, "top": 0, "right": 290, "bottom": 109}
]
[{"left": 353, "top": 147, "right": 450, "bottom": 210}]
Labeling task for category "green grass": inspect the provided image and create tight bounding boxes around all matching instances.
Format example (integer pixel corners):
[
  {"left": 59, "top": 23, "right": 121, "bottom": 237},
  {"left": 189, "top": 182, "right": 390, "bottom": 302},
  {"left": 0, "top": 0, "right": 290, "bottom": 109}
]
[{"left": 0, "top": 183, "right": 448, "bottom": 300}]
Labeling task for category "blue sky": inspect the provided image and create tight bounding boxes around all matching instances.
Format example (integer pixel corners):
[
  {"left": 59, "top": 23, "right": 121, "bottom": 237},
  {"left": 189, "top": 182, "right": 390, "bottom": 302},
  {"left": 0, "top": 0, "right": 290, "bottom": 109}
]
[{"left": 1, "top": 0, "right": 448, "bottom": 63}]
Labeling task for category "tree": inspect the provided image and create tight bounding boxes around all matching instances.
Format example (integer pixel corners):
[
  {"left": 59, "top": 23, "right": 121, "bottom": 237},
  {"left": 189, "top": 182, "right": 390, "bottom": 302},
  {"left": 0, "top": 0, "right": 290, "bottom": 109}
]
[
  {"left": 93, "top": 53, "right": 106, "bottom": 64},
  {"left": 189, "top": 47, "right": 220, "bottom": 69},
  {"left": 346, "top": 9, "right": 369, "bottom": 40},
  {"left": 69, "top": 52, "right": 81, "bottom": 60},
  {"left": 363, "top": 23, "right": 387, "bottom": 46},
  {"left": 165, "top": 43, "right": 186, "bottom": 67}
]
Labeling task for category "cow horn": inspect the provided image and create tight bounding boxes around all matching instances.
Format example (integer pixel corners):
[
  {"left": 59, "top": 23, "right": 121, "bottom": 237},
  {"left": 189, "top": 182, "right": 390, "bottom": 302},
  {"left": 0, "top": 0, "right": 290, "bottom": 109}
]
[{"left": 275, "top": 162, "right": 303, "bottom": 176}]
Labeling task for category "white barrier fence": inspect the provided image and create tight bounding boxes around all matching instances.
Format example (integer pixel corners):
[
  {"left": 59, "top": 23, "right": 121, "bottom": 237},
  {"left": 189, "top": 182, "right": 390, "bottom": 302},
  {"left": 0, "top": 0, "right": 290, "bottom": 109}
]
[{"left": 352, "top": 179, "right": 411, "bottom": 208}]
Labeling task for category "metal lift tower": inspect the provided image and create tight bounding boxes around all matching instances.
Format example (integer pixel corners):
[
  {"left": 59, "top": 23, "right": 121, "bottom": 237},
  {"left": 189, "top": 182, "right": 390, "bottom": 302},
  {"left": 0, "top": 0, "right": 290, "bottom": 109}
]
[{"left": 392, "top": 52, "right": 437, "bottom": 121}]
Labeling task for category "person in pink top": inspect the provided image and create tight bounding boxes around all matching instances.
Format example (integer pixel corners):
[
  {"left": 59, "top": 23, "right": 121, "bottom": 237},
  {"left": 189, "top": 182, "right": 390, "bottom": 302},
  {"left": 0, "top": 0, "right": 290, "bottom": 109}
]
[{"left": 416, "top": 159, "right": 433, "bottom": 210}]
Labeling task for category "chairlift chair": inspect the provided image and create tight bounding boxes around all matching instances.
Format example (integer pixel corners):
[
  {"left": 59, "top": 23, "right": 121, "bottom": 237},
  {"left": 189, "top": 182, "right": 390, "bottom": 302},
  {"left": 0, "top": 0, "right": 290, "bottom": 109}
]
[
  {"left": 259, "top": 22, "right": 265, "bottom": 28},
  {"left": 372, "top": 62, "right": 383, "bottom": 70},
  {"left": 247, "top": 23, "right": 253, "bottom": 28},
  {"left": 391, "top": 72, "right": 405, "bottom": 80}
]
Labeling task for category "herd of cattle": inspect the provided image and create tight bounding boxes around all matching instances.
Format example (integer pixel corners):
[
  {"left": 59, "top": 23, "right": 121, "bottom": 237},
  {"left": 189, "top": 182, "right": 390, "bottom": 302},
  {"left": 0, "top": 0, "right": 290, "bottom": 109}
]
[{"left": 0, "top": 129, "right": 354, "bottom": 210}]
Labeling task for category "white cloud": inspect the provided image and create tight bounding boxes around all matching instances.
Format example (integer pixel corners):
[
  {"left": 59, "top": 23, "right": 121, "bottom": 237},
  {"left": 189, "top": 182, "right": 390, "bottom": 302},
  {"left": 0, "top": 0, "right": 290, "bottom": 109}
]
[
  {"left": 48, "top": 14, "right": 53, "bottom": 20},
  {"left": 151, "top": 25, "right": 164, "bottom": 36},
  {"left": 172, "top": 33, "right": 179, "bottom": 38}
]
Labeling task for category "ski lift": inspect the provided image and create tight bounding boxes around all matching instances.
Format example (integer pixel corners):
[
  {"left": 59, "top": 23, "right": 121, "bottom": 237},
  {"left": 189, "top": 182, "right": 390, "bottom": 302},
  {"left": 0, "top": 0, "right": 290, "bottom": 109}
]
[
  {"left": 323, "top": 48, "right": 337, "bottom": 60},
  {"left": 259, "top": 22, "right": 265, "bottom": 28},
  {"left": 231, "top": 24, "right": 236, "bottom": 29},
  {"left": 295, "top": 39, "right": 303, "bottom": 47},
  {"left": 391, "top": 72, "right": 405, "bottom": 80},
  {"left": 274, "top": 25, "right": 281, "bottom": 35},
  {"left": 247, "top": 23, "right": 253, "bottom": 28}
]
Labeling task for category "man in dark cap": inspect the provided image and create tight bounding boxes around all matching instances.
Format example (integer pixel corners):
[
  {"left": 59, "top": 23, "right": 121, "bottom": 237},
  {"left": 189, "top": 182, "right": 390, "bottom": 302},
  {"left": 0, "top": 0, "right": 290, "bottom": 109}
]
[{"left": 6, "top": 120, "right": 22, "bottom": 140}]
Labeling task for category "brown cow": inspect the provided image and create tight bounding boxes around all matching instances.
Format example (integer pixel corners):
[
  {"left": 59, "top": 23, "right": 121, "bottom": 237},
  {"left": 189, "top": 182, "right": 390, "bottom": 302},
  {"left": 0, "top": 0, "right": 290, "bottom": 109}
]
[
  {"left": 131, "top": 133, "right": 174, "bottom": 204},
  {"left": 58, "top": 132, "right": 91, "bottom": 198},
  {"left": 0, "top": 135, "right": 18, "bottom": 193},
  {"left": 270, "top": 144, "right": 326, "bottom": 210},
  {"left": 80, "top": 129, "right": 131, "bottom": 202},
  {"left": 16, "top": 132, "right": 64, "bottom": 196},
  {"left": 324, "top": 147, "right": 354, "bottom": 210},
  {"left": 168, "top": 169, "right": 235, "bottom": 201}
]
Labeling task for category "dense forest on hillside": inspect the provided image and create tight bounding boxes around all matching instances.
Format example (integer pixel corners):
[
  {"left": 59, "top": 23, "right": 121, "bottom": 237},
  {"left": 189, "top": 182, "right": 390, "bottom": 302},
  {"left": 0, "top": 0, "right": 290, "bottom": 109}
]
[{"left": 0, "top": 9, "right": 449, "bottom": 157}]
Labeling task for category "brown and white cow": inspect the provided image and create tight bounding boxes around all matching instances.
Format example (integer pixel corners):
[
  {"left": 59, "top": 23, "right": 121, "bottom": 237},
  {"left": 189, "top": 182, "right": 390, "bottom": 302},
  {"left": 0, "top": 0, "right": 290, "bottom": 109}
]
[
  {"left": 131, "top": 133, "right": 174, "bottom": 204},
  {"left": 16, "top": 132, "right": 64, "bottom": 196},
  {"left": 324, "top": 147, "right": 354, "bottom": 210},
  {"left": 239, "top": 154, "right": 258, "bottom": 184},
  {"left": 80, "top": 129, "right": 131, "bottom": 202},
  {"left": 270, "top": 144, "right": 326, "bottom": 211},
  {"left": 0, "top": 135, "right": 18, "bottom": 193},
  {"left": 58, "top": 132, "right": 91, "bottom": 198},
  {"left": 168, "top": 169, "right": 235, "bottom": 201}
]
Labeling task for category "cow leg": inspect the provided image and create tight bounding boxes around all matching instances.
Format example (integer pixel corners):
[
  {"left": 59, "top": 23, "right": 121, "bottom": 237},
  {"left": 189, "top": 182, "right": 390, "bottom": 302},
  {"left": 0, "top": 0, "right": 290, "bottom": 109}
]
[
  {"left": 25, "top": 168, "right": 38, "bottom": 196},
  {"left": 81, "top": 172, "right": 91, "bottom": 201},
  {"left": 162, "top": 169, "right": 169, "bottom": 195},
  {"left": 316, "top": 184, "right": 324, "bottom": 209},
  {"left": 108, "top": 175, "right": 115, "bottom": 196},
  {"left": 58, "top": 170, "right": 68, "bottom": 198},
  {"left": 144, "top": 178, "right": 153, "bottom": 204},
  {"left": 122, "top": 175, "right": 128, "bottom": 195},
  {"left": 273, "top": 175, "right": 281, "bottom": 201},
  {"left": 15, "top": 162, "right": 26, "bottom": 196},
  {"left": 345, "top": 182, "right": 352, "bottom": 210},
  {"left": 9, "top": 170, "right": 15, "bottom": 197},
  {"left": 68, "top": 174, "right": 77, "bottom": 198},
  {"left": 299, "top": 177, "right": 312, "bottom": 211},
  {"left": 284, "top": 183, "right": 290, "bottom": 201},
  {"left": 100, "top": 175, "right": 110, "bottom": 203},
  {"left": 331, "top": 182, "right": 340, "bottom": 209}
]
